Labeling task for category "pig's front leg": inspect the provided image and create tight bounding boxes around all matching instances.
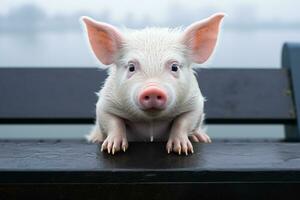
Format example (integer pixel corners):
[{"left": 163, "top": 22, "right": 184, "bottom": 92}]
[
  {"left": 100, "top": 112, "right": 128, "bottom": 155},
  {"left": 189, "top": 113, "right": 211, "bottom": 144},
  {"left": 166, "top": 111, "right": 209, "bottom": 155}
]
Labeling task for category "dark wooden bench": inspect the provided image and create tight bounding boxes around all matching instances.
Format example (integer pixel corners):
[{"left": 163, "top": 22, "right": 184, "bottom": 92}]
[{"left": 0, "top": 43, "right": 300, "bottom": 199}]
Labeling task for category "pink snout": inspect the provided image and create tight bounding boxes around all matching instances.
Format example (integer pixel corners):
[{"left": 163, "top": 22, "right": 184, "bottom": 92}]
[{"left": 138, "top": 86, "right": 167, "bottom": 110}]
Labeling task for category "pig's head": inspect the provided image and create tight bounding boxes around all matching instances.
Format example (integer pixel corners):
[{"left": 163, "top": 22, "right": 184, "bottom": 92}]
[{"left": 81, "top": 13, "right": 224, "bottom": 119}]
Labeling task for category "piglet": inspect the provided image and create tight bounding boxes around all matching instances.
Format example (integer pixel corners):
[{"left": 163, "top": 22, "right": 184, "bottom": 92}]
[{"left": 81, "top": 13, "right": 224, "bottom": 155}]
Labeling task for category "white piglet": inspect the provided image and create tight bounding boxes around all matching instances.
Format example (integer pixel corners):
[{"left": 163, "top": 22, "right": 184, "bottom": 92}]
[{"left": 81, "top": 13, "right": 224, "bottom": 155}]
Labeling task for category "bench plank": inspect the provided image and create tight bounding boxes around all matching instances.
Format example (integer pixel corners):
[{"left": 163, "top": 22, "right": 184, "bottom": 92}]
[
  {"left": 1, "top": 140, "right": 300, "bottom": 183},
  {"left": 0, "top": 68, "right": 295, "bottom": 124},
  {"left": 0, "top": 140, "right": 300, "bottom": 199},
  {"left": 1, "top": 183, "right": 300, "bottom": 200},
  {"left": 198, "top": 68, "right": 295, "bottom": 123}
]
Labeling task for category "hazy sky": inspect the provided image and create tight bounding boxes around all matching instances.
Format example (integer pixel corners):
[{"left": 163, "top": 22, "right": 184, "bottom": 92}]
[{"left": 1, "top": 0, "right": 300, "bottom": 23}]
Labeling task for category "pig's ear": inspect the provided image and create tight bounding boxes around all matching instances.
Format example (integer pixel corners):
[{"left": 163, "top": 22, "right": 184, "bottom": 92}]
[
  {"left": 182, "top": 13, "right": 225, "bottom": 64},
  {"left": 81, "top": 16, "right": 123, "bottom": 65}
]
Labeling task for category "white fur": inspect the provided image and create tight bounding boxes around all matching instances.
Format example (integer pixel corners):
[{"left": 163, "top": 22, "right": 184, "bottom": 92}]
[
  {"left": 81, "top": 13, "right": 225, "bottom": 154},
  {"left": 88, "top": 27, "right": 205, "bottom": 141}
]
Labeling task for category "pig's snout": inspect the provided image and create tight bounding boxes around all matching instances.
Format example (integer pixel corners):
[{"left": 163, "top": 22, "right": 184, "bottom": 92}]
[{"left": 138, "top": 86, "right": 167, "bottom": 110}]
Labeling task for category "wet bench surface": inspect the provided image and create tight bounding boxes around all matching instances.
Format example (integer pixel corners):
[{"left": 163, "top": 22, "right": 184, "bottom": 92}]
[
  {"left": 1, "top": 140, "right": 300, "bottom": 183},
  {"left": 1, "top": 140, "right": 300, "bottom": 200}
]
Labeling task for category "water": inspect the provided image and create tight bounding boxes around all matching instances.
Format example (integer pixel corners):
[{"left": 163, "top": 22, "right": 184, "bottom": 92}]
[
  {"left": 1, "top": 29, "right": 299, "bottom": 68},
  {"left": 0, "top": 29, "right": 299, "bottom": 139}
]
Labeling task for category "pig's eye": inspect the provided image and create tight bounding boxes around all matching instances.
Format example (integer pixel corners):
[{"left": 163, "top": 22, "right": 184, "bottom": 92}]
[
  {"left": 171, "top": 63, "right": 179, "bottom": 72},
  {"left": 128, "top": 63, "right": 136, "bottom": 72}
]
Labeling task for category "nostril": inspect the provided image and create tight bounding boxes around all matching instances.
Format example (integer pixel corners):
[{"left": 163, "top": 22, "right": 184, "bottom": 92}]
[
  {"left": 157, "top": 96, "right": 162, "bottom": 100},
  {"left": 144, "top": 96, "right": 150, "bottom": 100}
]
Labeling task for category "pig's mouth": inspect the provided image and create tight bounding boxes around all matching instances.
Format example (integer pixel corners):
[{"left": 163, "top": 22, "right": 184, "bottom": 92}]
[
  {"left": 138, "top": 100, "right": 167, "bottom": 114},
  {"left": 141, "top": 108, "right": 165, "bottom": 116},
  {"left": 142, "top": 107, "right": 164, "bottom": 112}
]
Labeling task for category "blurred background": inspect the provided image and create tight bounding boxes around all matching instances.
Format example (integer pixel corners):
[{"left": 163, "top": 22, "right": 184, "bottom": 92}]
[{"left": 1, "top": 0, "right": 299, "bottom": 139}]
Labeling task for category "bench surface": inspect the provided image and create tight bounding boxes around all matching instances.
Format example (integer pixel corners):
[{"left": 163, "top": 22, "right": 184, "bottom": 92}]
[
  {"left": 1, "top": 140, "right": 300, "bottom": 199},
  {"left": 1, "top": 140, "right": 300, "bottom": 183}
]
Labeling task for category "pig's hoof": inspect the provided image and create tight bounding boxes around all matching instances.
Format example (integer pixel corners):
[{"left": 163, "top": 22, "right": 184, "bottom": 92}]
[
  {"left": 86, "top": 132, "right": 103, "bottom": 143},
  {"left": 189, "top": 132, "right": 212, "bottom": 143},
  {"left": 86, "top": 127, "right": 103, "bottom": 143},
  {"left": 166, "top": 135, "right": 194, "bottom": 155},
  {"left": 101, "top": 134, "right": 128, "bottom": 155}
]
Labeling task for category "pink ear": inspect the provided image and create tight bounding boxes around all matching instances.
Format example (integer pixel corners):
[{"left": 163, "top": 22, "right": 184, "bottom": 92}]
[
  {"left": 81, "top": 16, "right": 123, "bottom": 65},
  {"left": 182, "top": 13, "right": 225, "bottom": 64}
]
